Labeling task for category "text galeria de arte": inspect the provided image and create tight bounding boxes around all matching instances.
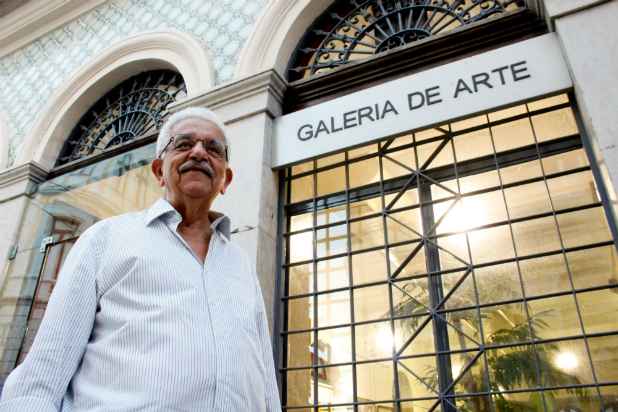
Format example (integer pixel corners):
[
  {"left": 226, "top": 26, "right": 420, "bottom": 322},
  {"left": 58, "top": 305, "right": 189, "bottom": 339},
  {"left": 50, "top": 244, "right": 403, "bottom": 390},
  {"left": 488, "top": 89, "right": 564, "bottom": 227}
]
[{"left": 297, "top": 61, "right": 532, "bottom": 141}]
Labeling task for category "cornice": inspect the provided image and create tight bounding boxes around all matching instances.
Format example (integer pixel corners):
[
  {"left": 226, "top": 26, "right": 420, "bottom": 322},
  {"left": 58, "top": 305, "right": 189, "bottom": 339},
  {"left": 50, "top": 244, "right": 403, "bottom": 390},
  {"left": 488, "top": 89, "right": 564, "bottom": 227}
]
[
  {"left": 171, "top": 69, "right": 288, "bottom": 122},
  {"left": 0, "top": 161, "right": 48, "bottom": 190},
  {"left": 0, "top": 0, "right": 107, "bottom": 58}
]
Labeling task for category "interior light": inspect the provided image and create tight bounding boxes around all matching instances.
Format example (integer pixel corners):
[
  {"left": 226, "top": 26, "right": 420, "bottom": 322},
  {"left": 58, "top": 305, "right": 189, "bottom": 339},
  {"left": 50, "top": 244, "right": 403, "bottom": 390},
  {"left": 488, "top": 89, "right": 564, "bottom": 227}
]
[
  {"left": 375, "top": 325, "right": 395, "bottom": 355},
  {"left": 554, "top": 351, "right": 578, "bottom": 372},
  {"left": 451, "top": 362, "right": 462, "bottom": 377},
  {"left": 438, "top": 197, "right": 487, "bottom": 233}
]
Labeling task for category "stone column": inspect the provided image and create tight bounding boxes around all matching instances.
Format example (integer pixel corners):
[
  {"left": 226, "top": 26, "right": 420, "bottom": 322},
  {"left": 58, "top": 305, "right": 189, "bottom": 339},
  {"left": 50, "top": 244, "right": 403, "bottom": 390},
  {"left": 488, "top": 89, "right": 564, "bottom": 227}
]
[
  {"left": 544, "top": 0, "right": 618, "bottom": 236},
  {"left": 0, "top": 162, "right": 48, "bottom": 380},
  {"left": 170, "top": 70, "right": 287, "bottom": 334}
]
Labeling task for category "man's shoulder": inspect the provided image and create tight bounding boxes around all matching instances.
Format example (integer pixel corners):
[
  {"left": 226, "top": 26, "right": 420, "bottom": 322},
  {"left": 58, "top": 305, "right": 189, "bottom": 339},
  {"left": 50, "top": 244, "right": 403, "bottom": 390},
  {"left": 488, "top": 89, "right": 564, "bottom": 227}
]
[{"left": 221, "top": 238, "right": 253, "bottom": 269}]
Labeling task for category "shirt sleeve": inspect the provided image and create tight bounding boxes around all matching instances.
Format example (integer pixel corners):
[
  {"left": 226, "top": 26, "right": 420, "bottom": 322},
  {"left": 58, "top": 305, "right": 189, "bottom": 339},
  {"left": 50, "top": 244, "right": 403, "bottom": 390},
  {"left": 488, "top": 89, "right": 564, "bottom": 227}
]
[
  {"left": 0, "top": 225, "right": 102, "bottom": 412},
  {"left": 254, "top": 274, "right": 282, "bottom": 412}
]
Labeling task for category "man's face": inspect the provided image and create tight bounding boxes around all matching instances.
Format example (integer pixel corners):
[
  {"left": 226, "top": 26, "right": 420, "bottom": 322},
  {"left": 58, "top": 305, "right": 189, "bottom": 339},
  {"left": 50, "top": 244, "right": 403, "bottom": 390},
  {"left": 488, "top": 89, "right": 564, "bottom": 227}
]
[{"left": 151, "top": 117, "right": 233, "bottom": 202}]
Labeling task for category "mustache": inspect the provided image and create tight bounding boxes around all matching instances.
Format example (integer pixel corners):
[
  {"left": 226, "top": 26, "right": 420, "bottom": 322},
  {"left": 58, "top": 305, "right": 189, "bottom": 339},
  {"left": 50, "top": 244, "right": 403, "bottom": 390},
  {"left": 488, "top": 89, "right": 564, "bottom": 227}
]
[{"left": 178, "top": 160, "right": 214, "bottom": 177}]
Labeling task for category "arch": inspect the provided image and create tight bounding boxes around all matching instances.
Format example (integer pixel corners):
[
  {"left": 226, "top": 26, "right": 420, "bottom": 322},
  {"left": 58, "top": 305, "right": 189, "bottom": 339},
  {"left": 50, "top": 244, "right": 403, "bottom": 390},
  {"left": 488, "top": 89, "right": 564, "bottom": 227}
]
[
  {"left": 17, "top": 30, "right": 214, "bottom": 170},
  {"left": 0, "top": 111, "right": 11, "bottom": 170},
  {"left": 236, "top": 0, "right": 540, "bottom": 80},
  {"left": 235, "top": 0, "right": 335, "bottom": 79}
]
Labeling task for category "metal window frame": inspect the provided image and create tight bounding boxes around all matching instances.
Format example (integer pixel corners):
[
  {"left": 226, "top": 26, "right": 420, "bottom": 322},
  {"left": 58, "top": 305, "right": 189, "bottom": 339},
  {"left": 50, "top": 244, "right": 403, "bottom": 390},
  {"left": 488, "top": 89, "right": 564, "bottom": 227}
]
[{"left": 277, "top": 94, "right": 618, "bottom": 411}]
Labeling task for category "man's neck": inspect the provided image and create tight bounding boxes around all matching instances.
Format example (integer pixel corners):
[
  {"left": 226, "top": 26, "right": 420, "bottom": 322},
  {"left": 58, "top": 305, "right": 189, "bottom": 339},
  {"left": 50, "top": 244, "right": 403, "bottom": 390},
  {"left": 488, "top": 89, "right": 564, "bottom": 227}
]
[{"left": 166, "top": 194, "right": 213, "bottom": 231}]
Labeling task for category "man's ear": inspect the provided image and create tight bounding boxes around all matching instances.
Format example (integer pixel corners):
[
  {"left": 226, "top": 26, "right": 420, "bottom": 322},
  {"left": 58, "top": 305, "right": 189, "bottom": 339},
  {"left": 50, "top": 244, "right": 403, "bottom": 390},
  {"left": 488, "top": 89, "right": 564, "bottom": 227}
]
[
  {"left": 151, "top": 158, "right": 166, "bottom": 187},
  {"left": 220, "top": 167, "right": 233, "bottom": 194}
]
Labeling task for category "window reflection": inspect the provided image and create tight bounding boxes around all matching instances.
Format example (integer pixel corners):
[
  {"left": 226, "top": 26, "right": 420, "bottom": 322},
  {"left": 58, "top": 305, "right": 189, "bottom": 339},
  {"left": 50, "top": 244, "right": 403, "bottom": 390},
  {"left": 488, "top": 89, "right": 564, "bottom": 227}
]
[{"left": 283, "top": 94, "right": 618, "bottom": 409}]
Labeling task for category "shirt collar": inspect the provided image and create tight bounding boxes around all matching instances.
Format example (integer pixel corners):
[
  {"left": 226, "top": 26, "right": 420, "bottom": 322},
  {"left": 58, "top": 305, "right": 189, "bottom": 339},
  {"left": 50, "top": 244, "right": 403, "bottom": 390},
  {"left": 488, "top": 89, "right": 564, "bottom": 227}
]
[{"left": 144, "top": 198, "right": 231, "bottom": 242}]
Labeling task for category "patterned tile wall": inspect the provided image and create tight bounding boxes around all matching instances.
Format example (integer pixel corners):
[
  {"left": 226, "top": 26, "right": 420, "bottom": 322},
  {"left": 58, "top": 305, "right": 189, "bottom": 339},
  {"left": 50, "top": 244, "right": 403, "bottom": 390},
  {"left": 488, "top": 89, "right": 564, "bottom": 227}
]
[{"left": 0, "top": 0, "right": 267, "bottom": 166}]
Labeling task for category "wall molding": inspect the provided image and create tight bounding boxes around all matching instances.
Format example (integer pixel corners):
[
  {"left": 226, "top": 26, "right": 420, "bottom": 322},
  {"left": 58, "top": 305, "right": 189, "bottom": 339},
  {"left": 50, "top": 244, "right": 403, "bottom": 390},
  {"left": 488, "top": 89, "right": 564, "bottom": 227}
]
[
  {"left": 172, "top": 69, "right": 287, "bottom": 124},
  {"left": 0, "top": 161, "right": 48, "bottom": 191},
  {"left": 0, "top": 0, "right": 107, "bottom": 58}
]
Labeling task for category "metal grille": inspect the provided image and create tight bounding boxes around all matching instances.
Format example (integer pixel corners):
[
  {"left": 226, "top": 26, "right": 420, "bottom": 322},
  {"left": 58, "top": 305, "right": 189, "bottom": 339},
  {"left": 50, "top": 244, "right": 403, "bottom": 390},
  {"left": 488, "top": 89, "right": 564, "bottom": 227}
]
[
  {"left": 280, "top": 94, "right": 618, "bottom": 411},
  {"left": 288, "top": 0, "right": 527, "bottom": 81},
  {"left": 55, "top": 70, "right": 185, "bottom": 167}
]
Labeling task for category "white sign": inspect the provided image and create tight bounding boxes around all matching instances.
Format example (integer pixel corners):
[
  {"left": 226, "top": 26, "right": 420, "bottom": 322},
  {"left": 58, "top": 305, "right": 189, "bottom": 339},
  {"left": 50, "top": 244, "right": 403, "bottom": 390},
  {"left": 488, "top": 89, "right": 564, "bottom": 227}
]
[{"left": 272, "top": 33, "right": 573, "bottom": 168}]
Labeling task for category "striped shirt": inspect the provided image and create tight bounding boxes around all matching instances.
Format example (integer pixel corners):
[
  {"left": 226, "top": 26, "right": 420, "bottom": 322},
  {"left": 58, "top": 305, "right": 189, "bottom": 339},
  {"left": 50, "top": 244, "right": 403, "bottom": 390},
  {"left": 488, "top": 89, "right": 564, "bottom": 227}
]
[{"left": 0, "top": 198, "right": 281, "bottom": 412}]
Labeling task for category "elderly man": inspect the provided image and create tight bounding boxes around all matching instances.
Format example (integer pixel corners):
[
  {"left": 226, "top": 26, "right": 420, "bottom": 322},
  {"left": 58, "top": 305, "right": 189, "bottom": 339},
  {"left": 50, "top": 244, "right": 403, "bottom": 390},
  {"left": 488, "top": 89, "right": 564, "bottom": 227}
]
[{"left": 0, "top": 107, "right": 281, "bottom": 411}]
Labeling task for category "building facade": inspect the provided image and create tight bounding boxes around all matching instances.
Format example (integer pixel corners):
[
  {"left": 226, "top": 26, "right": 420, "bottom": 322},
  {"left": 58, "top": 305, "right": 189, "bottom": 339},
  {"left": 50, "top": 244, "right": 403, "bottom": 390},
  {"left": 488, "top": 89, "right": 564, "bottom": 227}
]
[{"left": 0, "top": 0, "right": 617, "bottom": 411}]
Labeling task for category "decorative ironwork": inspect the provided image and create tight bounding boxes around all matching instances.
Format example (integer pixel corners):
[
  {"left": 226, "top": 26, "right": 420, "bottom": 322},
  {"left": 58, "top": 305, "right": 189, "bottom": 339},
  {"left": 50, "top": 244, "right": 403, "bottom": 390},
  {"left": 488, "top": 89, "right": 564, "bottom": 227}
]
[
  {"left": 56, "top": 70, "right": 186, "bottom": 166},
  {"left": 288, "top": 0, "right": 526, "bottom": 81}
]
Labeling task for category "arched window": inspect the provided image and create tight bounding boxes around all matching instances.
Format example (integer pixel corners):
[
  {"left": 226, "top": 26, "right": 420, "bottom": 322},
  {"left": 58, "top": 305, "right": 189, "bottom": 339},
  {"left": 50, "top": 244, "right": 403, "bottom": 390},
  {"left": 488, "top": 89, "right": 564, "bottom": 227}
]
[
  {"left": 55, "top": 70, "right": 185, "bottom": 167},
  {"left": 288, "top": 0, "right": 526, "bottom": 81}
]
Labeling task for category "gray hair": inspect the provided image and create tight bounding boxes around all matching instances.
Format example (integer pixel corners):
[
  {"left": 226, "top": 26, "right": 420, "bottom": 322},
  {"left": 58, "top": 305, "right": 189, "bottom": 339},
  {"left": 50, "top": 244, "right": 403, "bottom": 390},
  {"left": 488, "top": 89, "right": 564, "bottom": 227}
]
[{"left": 156, "top": 107, "right": 227, "bottom": 158}]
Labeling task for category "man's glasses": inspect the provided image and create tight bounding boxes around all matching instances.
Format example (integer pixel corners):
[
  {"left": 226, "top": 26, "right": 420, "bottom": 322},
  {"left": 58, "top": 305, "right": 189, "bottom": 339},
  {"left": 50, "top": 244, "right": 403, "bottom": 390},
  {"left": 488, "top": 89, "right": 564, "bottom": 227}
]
[{"left": 159, "top": 133, "right": 229, "bottom": 161}]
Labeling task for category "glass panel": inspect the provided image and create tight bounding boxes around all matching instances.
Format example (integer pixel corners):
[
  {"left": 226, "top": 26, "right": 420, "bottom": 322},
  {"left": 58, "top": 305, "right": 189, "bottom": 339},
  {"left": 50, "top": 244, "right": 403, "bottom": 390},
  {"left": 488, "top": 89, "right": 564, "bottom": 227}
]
[
  {"left": 488, "top": 104, "right": 527, "bottom": 122},
  {"left": 354, "top": 284, "right": 391, "bottom": 323},
  {"left": 468, "top": 225, "right": 515, "bottom": 264},
  {"left": 532, "top": 107, "right": 578, "bottom": 142},
  {"left": 357, "top": 361, "right": 394, "bottom": 402},
  {"left": 289, "top": 231, "right": 314, "bottom": 263},
  {"left": 287, "top": 368, "right": 314, "bottom": 406},
  {"left": 317, "top": 223, "right": 347, "bottom": 259},
  {"left": 317, "top": 166, "right": 346, "bottom": 197},
  {"left": 350, "top": 196, "right": 383, "bottom": 219},
  {"left": 520, "top": 254, "right": 572, "bottom": 297},
  {"left": 435, "top": 191, "right": 507, "bottom": 234},
  {"left": 317, "top": 365, "right": 353, "bottom": 405},
  {"left": 542, "top": 148, "right": 589, "bottom": 175},
  {"left": 288, "top": 296, "right": 314, "bottom": 331},
  {"left": 475, "top": 262, "right": 523, "bottom": 304},
  {"left": 348, "top": 143, "right": 377, "bottom": 160},
  {"left": 454, "top": 129, "right": 494, "bottom": 162},
  {"left": 558, "top": 207, "right": 612, "bottom": 248},
  {"left": 317, "top": 257, "right": 349, "bottom": 292},
  {"left": 527, "top": 295, "right": 583, "bottom": 339},
  {"left": 588, "top": 334, "right": 618, "bottom": 383},
  {"left": 349, "top": 157, "right": 380, "bottom": 188},
  {"left": 487, "top": 344, "right": 540, "bottom": 390},
  {"left": 386, "top": 209, "right": 422, "bottom": 242},
  {"left": 537, "top": 338, "right": 595, "bottom": 386},
  {"left": 577, "top": 289, "right": 618, "bottom": 334},
  {"left": 289, "top": 263, "right": 313, "bottom": 296},
  {"left": 548, "top": 170, "right": 598, "bottom": 210},
  {"left": 512, "top": 216, "right": 562, "bottom": 256},
  {"left": 398, "top": 356, "right": 440, "bottom": 399},
  {"left": 317, "top": 291, "right": 350, "bottom": 328},
  {"left": 350, "top": 217, "right": 384, "bottom": 251},
  {"left": 527, "top": 93, "right": 569, "bottom": 111},
  {"left": 383, "top": 147, "right": 415, "bottom": 179},
  {"left": 503, "top": 181, "right": 552, "bottom": 219},
  {"left": 317, "top": 204, "right": 347, "bottom": 226},
  {"left": 292, "top": 174, "right": 314, "bottom": 203},
  {"left": 389, "top": 243, "right": 427, "bottom": 278},
  {"left": 458, "top": 170, "right": 500, "bottom": 193},
  {"left": 287, "top": 332, "right": 313, "bottom": 368},
  {"left": 352, "top": 250, "right": 388, "bottom": 285},
  {"left": 482, "top": 302, "right": 530, "bottom": 344},
  {"left": 291, "top": 212, "right": 313, "bottom": 232},
  {"left": 356, "top": 320, "right": 393, "bottom": 361},
  {"left": 500, "top": 158, "right": 543, "bottom": 185},
  {"left": 317, "top": 152, "right": 345, "bottom": 168},
  {"left": 491, "top": 118, "right": 534, "bottom": 153},
  {"left": 317, "top": 327, "right": 352, "bottom": 365},
  {"left": 292, "top": 160, "right": 313, "bottom": 176},
  {"left": 568, "top": 245, "right": 618, "bottom": 290}
]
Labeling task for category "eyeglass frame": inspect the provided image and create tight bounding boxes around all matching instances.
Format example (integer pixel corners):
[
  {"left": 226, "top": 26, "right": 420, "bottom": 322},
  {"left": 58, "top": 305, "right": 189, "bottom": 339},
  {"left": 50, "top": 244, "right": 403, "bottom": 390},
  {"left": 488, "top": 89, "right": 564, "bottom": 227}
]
[{"left": 158, "top": 133, "right": 229, "bottom": 162}]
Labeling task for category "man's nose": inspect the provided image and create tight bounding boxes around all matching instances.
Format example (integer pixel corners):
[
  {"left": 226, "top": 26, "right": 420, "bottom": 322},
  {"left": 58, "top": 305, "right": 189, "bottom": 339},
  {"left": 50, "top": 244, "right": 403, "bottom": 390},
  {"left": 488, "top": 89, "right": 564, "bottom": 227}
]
[{"left": 187, "top": 141, "right": 209, "bottom": 159}]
